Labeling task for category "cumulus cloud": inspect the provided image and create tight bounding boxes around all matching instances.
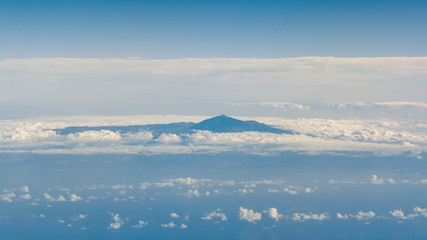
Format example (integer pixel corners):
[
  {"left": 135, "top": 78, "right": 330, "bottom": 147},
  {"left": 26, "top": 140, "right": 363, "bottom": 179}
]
[
  {"left": 351, "top": 211, "right": 376, "bottom": 220},
  {"left": 71, "top": 214, "right": 88, "bottom": 221},
  {"left": 20, "top": 185, "right": 30, "bottom": 193},
  {"left": 238, "top": 188, "right": 254, "bottom": 194},
  {"left": 180, "top": 224, "right": 188, "bottom": 229},
  {"left": 108, "top": 213, "right": 124, "bottom": 230},
  {"left": 170, "top": 213, "right": 179, "bottom": 218},
  {"left": 161, "top": 222, "right": 176, "bottom": 228},
  {"left": 132, "top": 220, "right": 148, "bottom": 228},
  {"left": 336, "top": 213, "right": 349, "bottom": 219},
  {"left": 67, "top": 130, "right": 121, "bottom": 142},
  {"left": 187, "top": 189, "right": 200, "bottom": 198},
  {"left": 239, "top": 207, "right": 262, "bottom": 222},
  {"left": 0, "top": 192, "right": 16, "bottom": 202},
  {"left": 370, "top": 175, "right": 395, "bottom": 184},
  {"left": 390, "top": 209, "right": 418, "bottom": 220},
  {"left": 292, "top": 212, "right": 329, "bottom": 222},
  {"left": 201, "top": 210, "right": 228, "bottom": 221},
  {"left": 283, "top": 186, "right": 299, "bottom": 195},
  {"left": 70, "top": 194, "right": 82, "bottom": 202},
  {"left": 19, "top": 194, "right": 32, "bottom": 200},
  {"left": 414, "top": 207, "right": 427, "bottom": 217},
  {"left": 156, "top": 134, "right": 182, "bottom": 143},
  {"left": 268, "top": 208, "right": 283, "bottom": 222}
]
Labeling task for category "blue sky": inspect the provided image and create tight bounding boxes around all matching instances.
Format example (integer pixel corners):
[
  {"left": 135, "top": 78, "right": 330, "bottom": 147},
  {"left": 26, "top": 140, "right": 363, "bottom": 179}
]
[{"left": 1, "top": 0, "right": 427, "bottom": 59}]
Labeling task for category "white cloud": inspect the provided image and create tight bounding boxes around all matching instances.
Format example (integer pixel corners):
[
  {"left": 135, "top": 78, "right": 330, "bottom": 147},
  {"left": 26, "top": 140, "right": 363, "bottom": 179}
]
[
  {"left": 155, "top": 182, "right": 175, "bottom": 188},
  {"left": 201, "top": 210, "right": 228, "bottom": 221},
  {"left": 43, "top": 193, "right": 55, "bottom": 202},
  {"left": 70, "top": 194, "right": 82, "bottom": 202},
  {"left": 414, "top": 207, "right": 427, "bottom": 217},
  {"left": 161, "top": 222, "right": 176, "bottom": 228},
  {"left": 108, "top": 213, "right": 124, "bottom": 230},
  {"left": 19, "top": 194, "right": 32, "bottom": 200},
  {"left": 292, "top": 212, "right": 329, "bottom": 222},
  {"left": 1, "top": 115, "right": 426, "bottom": 155},
  {"left": 351, "top": 211, "right": 376, "bottom": 220},
  {"left": 132, "top": 220, "right": 148, "bottom": 228},
  {"left": 71, "top": 214, "right": 88, "bottom": 221},
  {"left": 336, "top": 213, "right": 349, "bottom": 219},
  {"left": 239, "top": 207, "right": 262, "bottom": 222},
  {"left": 1, "top": 192, "right": 16, "bottom": 202},
  {"left": 283, "top": 186, "right": 299, "bottom": 195},
  {"left": 390, "top": 209, "right": 418, "bottom": 220},
  {"left": 57, "top": 195, "right": 66, "bottom": 202},
  {"left": 238, "top": 188, "right": 254, "bottom": 194},
  {"left": 157, "top": 134, "right": 182, "bottom": 143},
  {"left": 20, "top": 185, "right": 30, "bottom": 193},
  {"left": 170, "top": 213, "right": 179, "bottom": 218},
  {"left": 180, "top": 223, "right": 188, "bottom": 229},
  {"left": 187, "top": 189, "right": 200, "bottom": 198},
  {"left": 268, "top": 208, "right": 283, "bottom": 222},
  {"left": 370, "top": 175, "right": 394, "bottom": 184},
  {"left": 67, "top": 130, "right": 121, "bottom": 142}
]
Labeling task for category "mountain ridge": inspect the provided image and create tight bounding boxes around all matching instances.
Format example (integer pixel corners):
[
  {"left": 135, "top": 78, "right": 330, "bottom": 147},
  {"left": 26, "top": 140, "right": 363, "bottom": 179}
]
[{"left": 54, "top": 115, "right": 292, "bottom": 136}]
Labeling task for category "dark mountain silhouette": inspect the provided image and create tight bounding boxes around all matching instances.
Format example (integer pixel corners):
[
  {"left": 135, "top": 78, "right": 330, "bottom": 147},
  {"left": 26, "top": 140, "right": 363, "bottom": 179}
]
[
  {"left": 54, "top": 115, "right": 292, "bottom": 136},
  {"left": 190, "top": 115, "right": 290, "bottom": 134}
]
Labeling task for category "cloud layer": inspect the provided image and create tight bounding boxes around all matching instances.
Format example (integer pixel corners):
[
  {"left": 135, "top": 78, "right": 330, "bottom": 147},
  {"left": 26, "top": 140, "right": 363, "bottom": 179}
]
[
  {"left": 0, "top": 115, "right": 425, "bottom": 155},
  {"left": 1, "top": 57, "right": 427, "bottom": 117}
]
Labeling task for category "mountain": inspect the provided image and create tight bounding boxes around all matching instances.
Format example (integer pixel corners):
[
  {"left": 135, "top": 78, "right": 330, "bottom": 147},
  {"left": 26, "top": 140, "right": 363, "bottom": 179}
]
[
  {"left": 54, "top": 115, "right": 292, "bottom": 136},
  {"left": 190, "top": 114, "right": 291, "bottom": 134}
]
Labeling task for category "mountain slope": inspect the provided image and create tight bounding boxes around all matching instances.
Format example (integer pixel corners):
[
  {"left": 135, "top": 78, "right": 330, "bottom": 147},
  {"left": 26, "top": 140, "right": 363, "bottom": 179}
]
[{"left": 190, "top": 115, "right": 291, "bottom": 134}]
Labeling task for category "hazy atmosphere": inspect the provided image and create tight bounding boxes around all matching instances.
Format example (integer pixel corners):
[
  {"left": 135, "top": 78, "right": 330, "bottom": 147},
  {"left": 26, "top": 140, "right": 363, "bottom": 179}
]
[{"left": 1, "top": 1, "right": 426, "bottom": 239}]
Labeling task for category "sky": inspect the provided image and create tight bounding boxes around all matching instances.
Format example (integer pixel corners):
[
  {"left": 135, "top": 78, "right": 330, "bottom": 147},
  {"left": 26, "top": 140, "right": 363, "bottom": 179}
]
[
  {"left": 1, "top": 0, "right": 427, "bottom": 59},
  {"left": 2, "top": 2, "right": 427, "bottom": 239},
  {"left": 0, "top": 0, "right": 426, "bottom": 118}
]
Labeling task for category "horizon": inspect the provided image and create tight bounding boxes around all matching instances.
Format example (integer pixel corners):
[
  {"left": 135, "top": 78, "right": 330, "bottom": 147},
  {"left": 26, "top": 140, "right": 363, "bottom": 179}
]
[{"left": 1, "top": 1, "right": 427, "bottom": 239}]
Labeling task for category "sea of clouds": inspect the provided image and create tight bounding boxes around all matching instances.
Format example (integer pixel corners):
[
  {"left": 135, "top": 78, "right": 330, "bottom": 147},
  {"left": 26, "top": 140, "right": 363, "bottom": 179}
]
[{"left": 0, "top": 114, "right": 425, "bottom": 156}]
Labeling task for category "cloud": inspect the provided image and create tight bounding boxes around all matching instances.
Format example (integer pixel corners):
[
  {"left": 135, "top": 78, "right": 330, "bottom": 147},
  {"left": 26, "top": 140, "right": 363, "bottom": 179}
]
[
  {"left": 170, "top": 213, "right": 179, "bottom": 218},
  {"left": 239, "top": 207, "right": 262, "bottom": 222},
  {"left": 268, "top": 208, "right": 283, "bottom": 222},
  {"left": 292, "top": 212, "right": 329, "bottom": 222},
  {"left": 336, "top": 213, "right": 349, "bottom": 219},
  {"left": 20, "top": 186, "right": 30, "bottom": 193},
  {"left": 201, "top": 210, "right": 228, "bottom": 221},
  {"left": 132, "top": 220, "right": 148, "bottom": 228},
  {"left": 67, "top": 130, "right": 122, "bottom": 142},
  {"left": 161, "top": 222, "right": 176, "bottom": 228},
  {"left": 187, "top": 189, "right": 200, "bottom": 198},
  {"left": 108, "top": 213, "right": 124, "bottom": 230},
  {"left": 19, "top": 194, "right": 32, "bottom": 200},
  {"left": 238, "top": 188, "right": 254, "bottom": 194},
  {"left": 156, "top": 134, "right": 182, "bottom": 144},
  {"left": 71, "top": 214, "right": 88, "bottom": 221},
  {"left": 0, "top": 192, "right": 16, "bottom": 202},
  {"left": 154, "top": 182, "right": 175, "bottom": 188},
  {"left": 180, "top": 224, "right": 188, "bottom": 229},
  {"left": 57, "top": 195, "right": 66, "bottom": 202},
  {"left": 283, "top": 186, "right": 299, "bottom": 195},
  {"left": 370, "top": 175, "right": 395, "bottom": 184},
  {"left": 350, "top": 211, "right": 376, "bottom": 220},
  {"left": 414, "top": 207, "right": 427, "bottom": 217},
  {"left": 1, "top": 56, "right": 427, "bottom": 119},
  {"left": 70, "top": 194, "right": 82, "bottom": 202},
  {"left": 390, "top": 209, "right": 418, "bottom": 220},
  {"left": 1, "top": 115, "right": 426, "bottom": 155}
]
